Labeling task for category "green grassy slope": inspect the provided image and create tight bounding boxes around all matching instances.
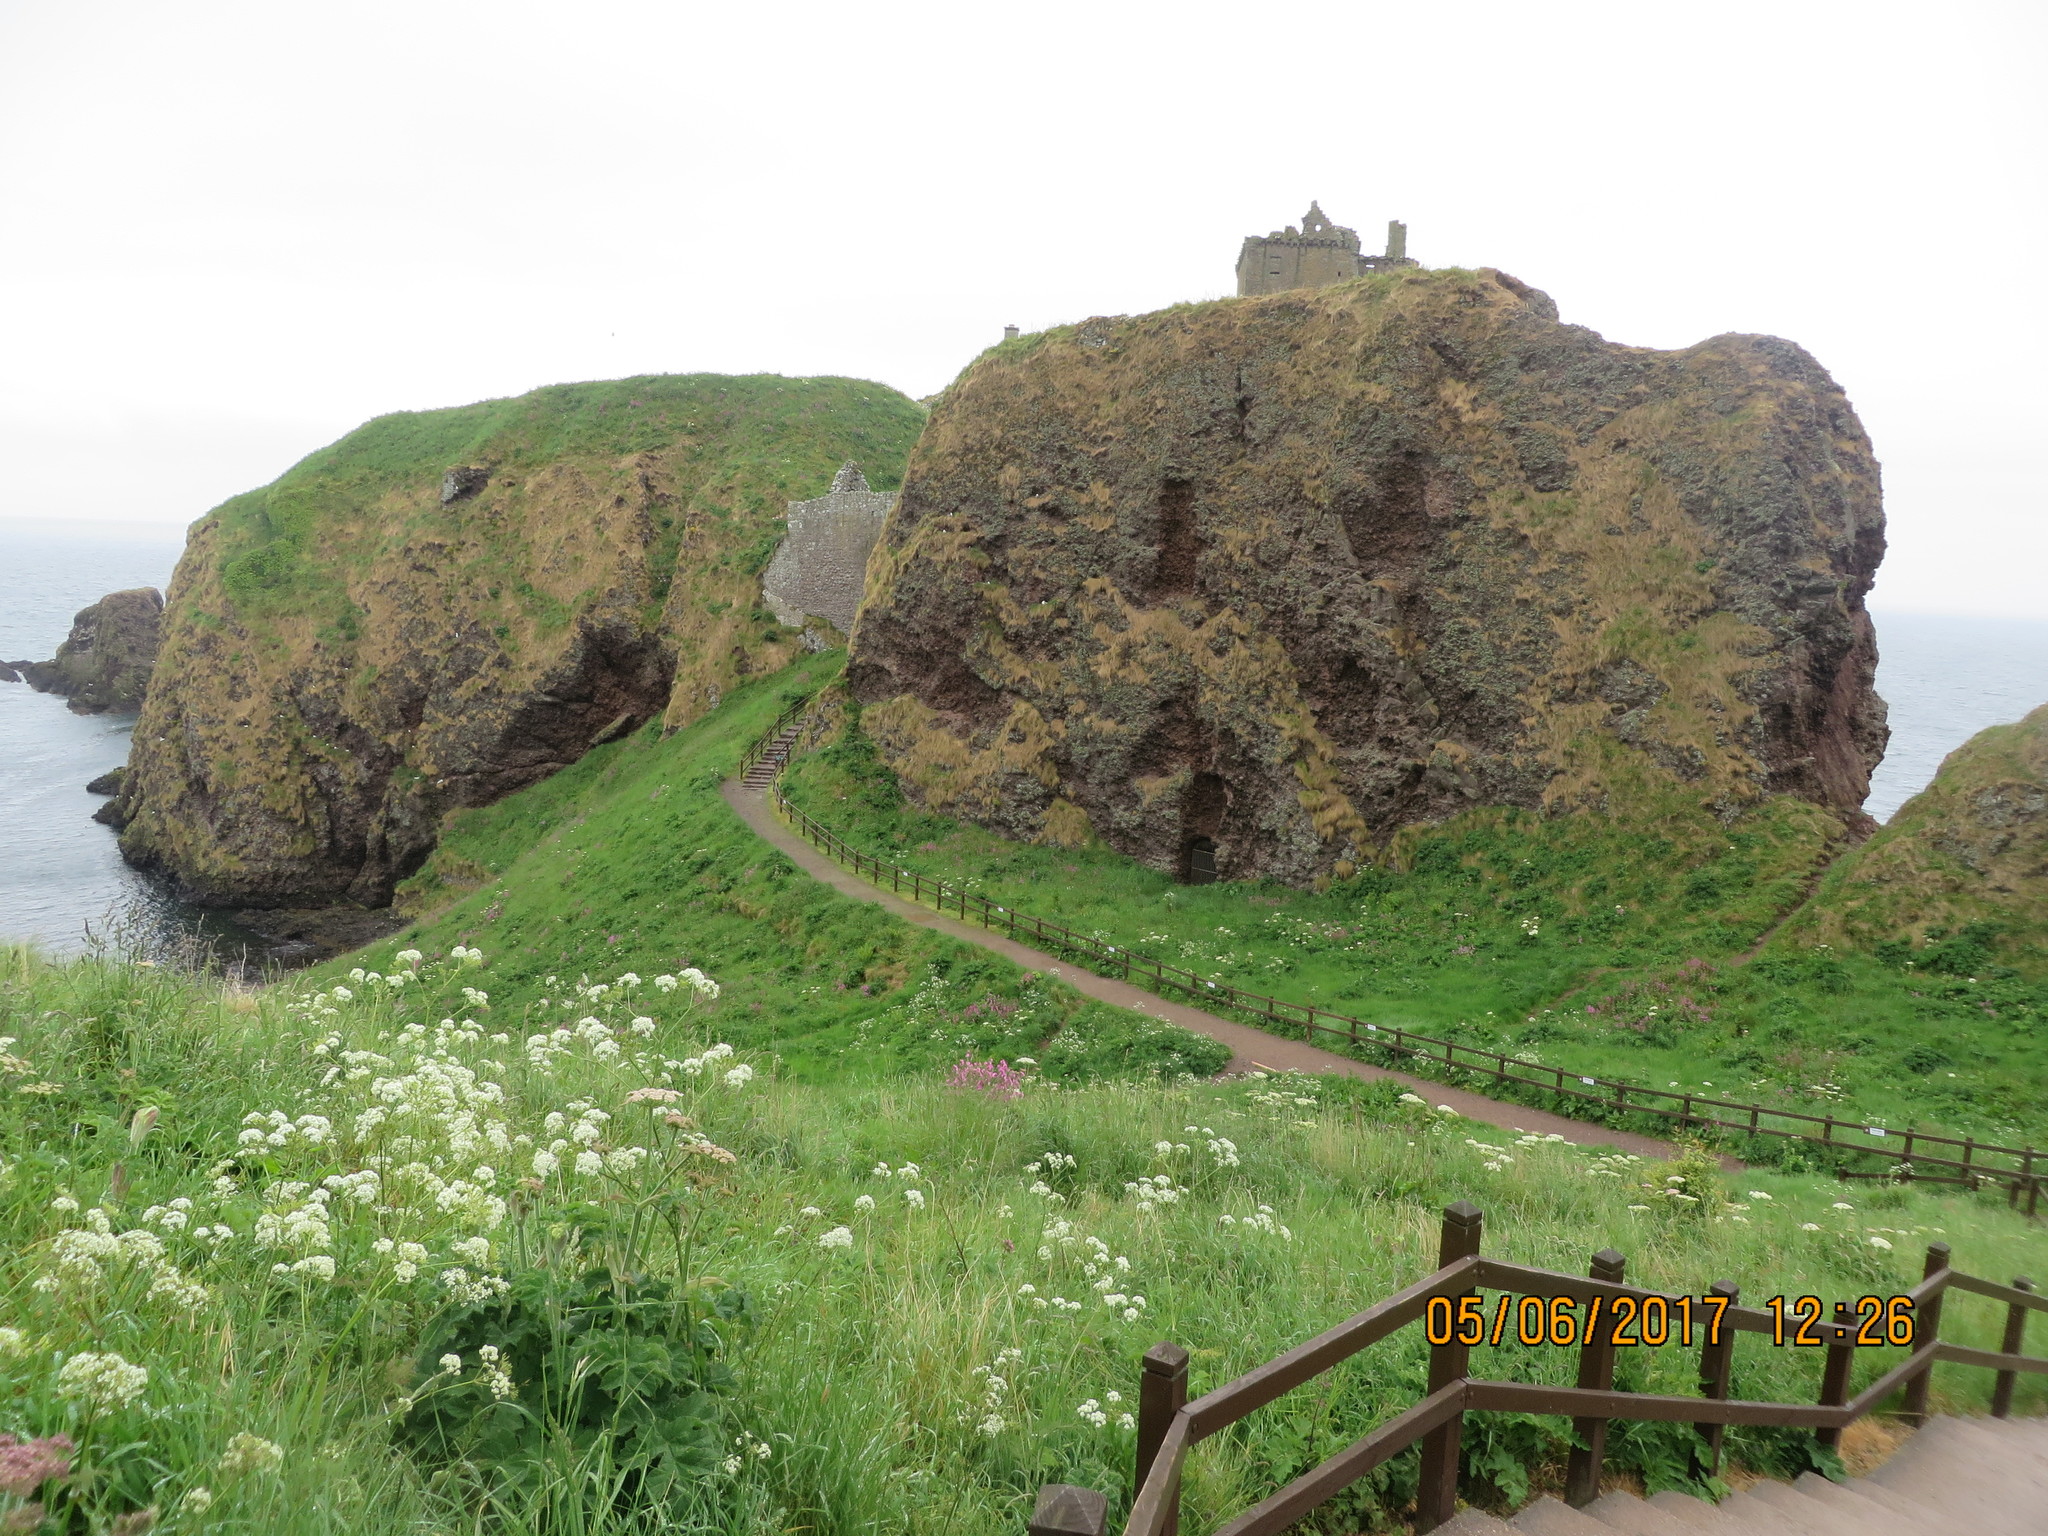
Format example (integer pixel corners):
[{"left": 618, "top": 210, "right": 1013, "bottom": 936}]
[
  {"left": 3, "top": 946, "right": 2041, "bottom": 1536},
  {"left": 778, "top": 705, "right": 2048, "bottom": 1151},
  {"left": 1787, "top": 703, "right": 2048, "bottom": 977},
  {"left": 374, "top": 651, "right": 1229, "bottom": 1086}
]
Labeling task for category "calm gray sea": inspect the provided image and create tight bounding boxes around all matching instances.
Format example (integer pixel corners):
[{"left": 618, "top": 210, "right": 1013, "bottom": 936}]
[{"left": 1, "top": 523, "right": 2043, "bottom": 951}]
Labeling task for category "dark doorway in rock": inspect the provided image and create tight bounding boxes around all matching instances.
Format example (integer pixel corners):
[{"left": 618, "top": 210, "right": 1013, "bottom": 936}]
[
  {"left": 1183, "top": 836, "right": 1219, "bottom": 884},
  {"left": 1183, "top": 771, "right": 1227, "bottom": 835}
]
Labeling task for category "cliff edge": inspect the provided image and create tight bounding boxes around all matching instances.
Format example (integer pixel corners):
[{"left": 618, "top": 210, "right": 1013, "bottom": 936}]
[
  {"left": 848, "top": 268, "right": 1887, "bottom": 886},
  {"left": 115, "top": 373, "right": 923, "bottom": 907}
]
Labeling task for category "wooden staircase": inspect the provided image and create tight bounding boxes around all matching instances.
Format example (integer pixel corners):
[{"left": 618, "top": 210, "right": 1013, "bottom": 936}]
[
  {"left": 1442, "top": 1416, "right": 2048, "bottom": 1536},
  {"left": 741, "top": 723, "right": 802, "bottom": 789}
]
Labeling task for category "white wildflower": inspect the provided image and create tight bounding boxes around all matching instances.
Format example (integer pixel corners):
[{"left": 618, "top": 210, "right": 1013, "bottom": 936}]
[
  {"left": 55, "top": 1350, "right": 149, "bottom": 1411},
  {"left": 217, "top": 1433, "right": 284, "bottom": 1476}
]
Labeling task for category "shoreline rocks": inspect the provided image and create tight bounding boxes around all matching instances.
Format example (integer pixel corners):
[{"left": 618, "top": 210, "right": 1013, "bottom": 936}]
[{"left": 14, "top": 588, "right": 164, "bottom": 713}]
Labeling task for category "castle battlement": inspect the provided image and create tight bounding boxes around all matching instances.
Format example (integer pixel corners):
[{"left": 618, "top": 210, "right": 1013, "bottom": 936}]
[{"left": 1236, "top": 202, "right": 1414, "bottom": 296}]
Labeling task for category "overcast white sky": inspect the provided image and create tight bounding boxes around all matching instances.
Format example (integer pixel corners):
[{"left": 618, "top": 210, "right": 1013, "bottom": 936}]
[{"left": 2, "top": 0, "right": 2042, "bottom": 617}]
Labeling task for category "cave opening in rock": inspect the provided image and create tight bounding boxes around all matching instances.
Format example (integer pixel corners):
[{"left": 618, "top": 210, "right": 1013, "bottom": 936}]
[{"left": 1182, "top": 836, "right": 1219, "bottom": 884}]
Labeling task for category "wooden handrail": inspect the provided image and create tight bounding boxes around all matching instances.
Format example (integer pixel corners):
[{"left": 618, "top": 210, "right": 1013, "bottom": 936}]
[
  {"left": 1122, "top": 1412, "right": 1192, "bottom": 1536},
  {"left": 1077, "top": 1205, "right": 2048, "bottom": 1536},
  {"left": 1467, "top": 1380, "right": 1844, "bottom": 1429},
  {"left": 1934, "top": 1341, "right": 2048, "bottom": 1376},
  {"left": 1181, "top": 1255, "right": 1481, "bottom": 1437},
  {"left": 1947, "top": 1272, "right": 2048, "bottom": 1313},
  {"left": 1209, "top": 1384, "right": 1467, "bottom": 1536}
]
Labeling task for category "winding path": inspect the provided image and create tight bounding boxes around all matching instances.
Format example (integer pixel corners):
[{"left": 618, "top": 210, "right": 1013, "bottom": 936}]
[{"left": 722, "top": 778, "right": 1708, "bottom": 1162}]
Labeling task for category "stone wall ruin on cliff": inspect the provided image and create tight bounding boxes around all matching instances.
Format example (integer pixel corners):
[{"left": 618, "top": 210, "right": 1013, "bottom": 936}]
[{"left": 760, "top": 462, "right": 897, "bottom": 639}]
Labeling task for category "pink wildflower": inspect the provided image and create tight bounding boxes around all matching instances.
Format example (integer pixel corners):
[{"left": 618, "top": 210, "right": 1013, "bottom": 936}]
[
  {"left": 0, "top": 1434, "right": 74, "bottom": 1498},
  {"left": 947, "top": 1058, "right": 1024, "bottom": 1102}
]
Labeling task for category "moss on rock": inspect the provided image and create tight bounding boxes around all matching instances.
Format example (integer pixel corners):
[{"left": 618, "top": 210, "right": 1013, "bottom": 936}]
[{"left": 849, "top": 268, "right": 1887, "bottom": 888}]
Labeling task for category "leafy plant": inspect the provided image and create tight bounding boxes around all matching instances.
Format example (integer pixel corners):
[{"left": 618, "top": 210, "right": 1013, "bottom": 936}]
[{"left": 398, "top": 1263, "right": 750, "bottom": 1510}]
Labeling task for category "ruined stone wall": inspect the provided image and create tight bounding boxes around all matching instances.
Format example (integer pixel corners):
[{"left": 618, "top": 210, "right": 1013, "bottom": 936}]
[
  {"left": 1236, "top": 232, "right": 1362, "bottom": 295},
  {"left": 1238, "top": 207, "right": 1414, "bottom": 296},
  {"left": 761, "top": 463, "right": 897, "bottom": 636}
]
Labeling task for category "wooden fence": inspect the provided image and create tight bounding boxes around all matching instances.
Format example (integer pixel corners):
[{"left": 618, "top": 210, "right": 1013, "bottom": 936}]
[
  {"left": 1022, "top": 1202, "right": 2046, "bottom": 1535},
  {"left": 741, "top": 705, "right": 2046, "bottom": 1210}
]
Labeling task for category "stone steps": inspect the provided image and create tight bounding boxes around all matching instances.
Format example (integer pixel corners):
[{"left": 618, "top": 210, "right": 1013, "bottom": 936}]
[{"left": 1435, "top": 1416, "right": 2047, "bottom": 1536}]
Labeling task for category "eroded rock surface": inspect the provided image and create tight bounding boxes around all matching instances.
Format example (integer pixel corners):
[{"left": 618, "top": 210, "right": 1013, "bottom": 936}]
[
  {"left": 115, "top": 374, "right": 922, "bottom": 908},
  {"left": 849, "top": 268, "right": 1887, "bottom": 886},
  {"left": 14, "top": 587, "right": 164, "bottom": 712}
]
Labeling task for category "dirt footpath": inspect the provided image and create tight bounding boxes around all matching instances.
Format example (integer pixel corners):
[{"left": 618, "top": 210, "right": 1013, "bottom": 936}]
[{"left": 722, "top": 779, "right": 1709, "bottom": 1163}]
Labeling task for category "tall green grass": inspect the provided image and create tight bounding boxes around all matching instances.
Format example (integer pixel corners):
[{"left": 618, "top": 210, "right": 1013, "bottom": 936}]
[
  {"left": 777, "top": 709, "right": 2048, "bottom": 1152},
  {"left": 4, "top": 944, "right": 2042, "bottom": 1534}
]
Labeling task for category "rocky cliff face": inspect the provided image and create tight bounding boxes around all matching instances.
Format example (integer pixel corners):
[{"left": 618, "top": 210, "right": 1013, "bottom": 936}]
[
  {"left": 116, "top": 373, "right": 922, "bottom": 907},
  {"left": 1788, "top": 704, "right": 2048, "bottom": 973},
  {"left": 848, "top": 269, "right": 1887, "bottom": 886},
  {"left": 11, "top": 587, "right": 164, "bottom": 712}
]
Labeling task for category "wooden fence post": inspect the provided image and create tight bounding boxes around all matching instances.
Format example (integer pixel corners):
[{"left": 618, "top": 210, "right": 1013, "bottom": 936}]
[
  {"left": 1028, "top": 1484, "right": 1109, "bottom": 1536},
  {"left": 1903, "top": 1241, "right": 1950, "bottom": 1426},
  {"left": 1990, "top": 1277, "right": 2036, "bottom": 1419},
  {"left": 1816, "top": 1302, "right": 1855, "bottom": 1450},
  {"left": 1136, "top": 1342, "right": 1189, "bottom": 1536},
  {"left": 1415, "top": 1201, "right": 1483, "bottom": 1533},
  {"left": 1693, "top": 1280, "right": 1739, "bottom": 1477},
  {"left": 1564, "top": 1248, "right": 1626, "bottom": 1507}
]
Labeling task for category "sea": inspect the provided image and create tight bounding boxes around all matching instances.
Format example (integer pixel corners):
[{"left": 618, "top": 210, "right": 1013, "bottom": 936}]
[{"left": 2, "top": 523, "right": 2045, "bottom": 955}]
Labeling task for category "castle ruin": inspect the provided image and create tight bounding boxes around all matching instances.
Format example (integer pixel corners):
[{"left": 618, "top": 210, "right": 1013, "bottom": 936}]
[
  {"left": 760, "top": 462, "right": 896, "bottom": 639},
  {"left": 1236, "top": 202, "right": 1414, "bottom": 296}
]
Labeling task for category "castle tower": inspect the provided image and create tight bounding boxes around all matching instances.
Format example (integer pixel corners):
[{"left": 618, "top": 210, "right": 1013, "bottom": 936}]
[{"left": 1235, "top": 203, "right": 1415, "bottom": 296}]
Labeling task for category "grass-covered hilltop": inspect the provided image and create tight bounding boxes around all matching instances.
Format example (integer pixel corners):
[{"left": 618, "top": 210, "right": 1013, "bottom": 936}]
[
  {"left": 108, "top": 373, "right": 924, "bottom": 912},
  {"left": 7, "top": 271, "right": 2048, "bottom": 1535}
]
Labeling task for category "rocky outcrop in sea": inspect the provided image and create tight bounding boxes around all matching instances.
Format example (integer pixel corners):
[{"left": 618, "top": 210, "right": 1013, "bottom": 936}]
[{"left": 8, "top": 587, "right": 164, "bottom": 713}]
